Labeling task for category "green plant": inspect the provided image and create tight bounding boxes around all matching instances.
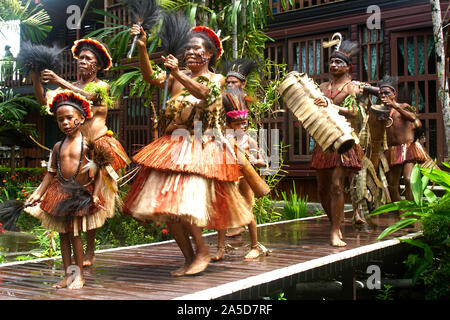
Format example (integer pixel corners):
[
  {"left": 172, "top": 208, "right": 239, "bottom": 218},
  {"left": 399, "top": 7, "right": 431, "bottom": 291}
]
[
  {"left": 369, "top": 163, "right": 450, "bottom": 299},
  {"left": 0, "top": 0, "right": 52, "bottom": 43},
  {"left": 281, "top": 182, "right": 308, "bottom": 220},
  {"left": 376, "top": 284, "right": 394, "bottom": 300}
]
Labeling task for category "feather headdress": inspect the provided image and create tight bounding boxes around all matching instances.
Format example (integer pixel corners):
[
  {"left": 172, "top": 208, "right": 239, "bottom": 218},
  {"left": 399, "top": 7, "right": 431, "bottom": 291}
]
[
  {"left": 16, "top": 42, "right": 64, "bottom": 81},
  {"left": 378, "top": 75, "right": 398, "bottom": 92},
  {"left": 47, "top": 90, "right": 93, "bottom": 119},
  {"left": 223, "top": 86, "right": 249, "bottom": 121},
  {"left": 222, "top": 58, "right": 258, "bottom": 82},
  {"left": 126, "top": 0, "right": 161, "bottom": 58},
  {"left": 72, "top": 38, "right": 113, "bottom": 71},
  {"left": 191, "top": 26, "right": 223, "bottom": 58},
  {"left": 330, "top": 39, "right": 359, "bottom": 65}
]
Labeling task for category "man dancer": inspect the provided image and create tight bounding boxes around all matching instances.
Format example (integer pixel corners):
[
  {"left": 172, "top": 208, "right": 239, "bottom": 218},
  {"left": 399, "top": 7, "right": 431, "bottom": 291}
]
[
  {"left": 380, "top": 75, "right": 427, "bottom": 202},
  {"left": 313, "top": 40, "right": 364, "bottom": 247}
]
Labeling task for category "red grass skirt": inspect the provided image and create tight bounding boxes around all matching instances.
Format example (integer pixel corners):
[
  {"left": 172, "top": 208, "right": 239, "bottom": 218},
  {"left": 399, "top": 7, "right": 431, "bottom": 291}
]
[
  {"left": 123, "top": 134, "right": 253, "bottom": 229},
  {"left": 311, "top": 144, "right": 364, "bottom": 170},
  {"left": 25, "top": 178, "right": 107, "bottom": 236},
  {"left": 132, "top": 134, "right": 240, "bottom": 182},
  {"left": 384, "top": 141, "right": 428, "bottom": 166}
]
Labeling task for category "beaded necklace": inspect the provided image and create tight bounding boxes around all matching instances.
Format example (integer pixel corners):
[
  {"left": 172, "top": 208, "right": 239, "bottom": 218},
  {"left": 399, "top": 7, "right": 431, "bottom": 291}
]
[{"left": 57, "top": 133, "right": 84, "bottom": 183}]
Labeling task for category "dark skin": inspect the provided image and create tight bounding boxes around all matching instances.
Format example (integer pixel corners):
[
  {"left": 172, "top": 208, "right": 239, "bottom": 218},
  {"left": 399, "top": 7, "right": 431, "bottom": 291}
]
[
  {"left": 132, "top": 24, "right": 225, "bottom": 276},
  {"left": 381, "top": 87, "right": 418, "bottom": 202},
  {"left": 30, "top": 49, "right": 110, "bottom": 267},
  {"left": 313, "top": 57, "right": 362, "bottom": 246},
  {"left": 213, "top": 119, "right": 266, "bottom": 261},
  {"left": 27, "top": 105, "right": 102, "bottom": 289}
]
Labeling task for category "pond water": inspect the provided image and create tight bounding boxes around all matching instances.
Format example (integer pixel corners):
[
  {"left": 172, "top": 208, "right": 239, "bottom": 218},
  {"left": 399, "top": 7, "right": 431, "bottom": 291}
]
[{"left": 0, "top": 231, "right": 39, "bottom": 262}]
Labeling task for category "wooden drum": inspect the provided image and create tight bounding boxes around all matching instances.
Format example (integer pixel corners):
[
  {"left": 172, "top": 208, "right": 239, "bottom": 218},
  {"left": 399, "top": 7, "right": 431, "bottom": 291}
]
[{"left": 277, "top": 71, "right": 357, "bottom": 154}]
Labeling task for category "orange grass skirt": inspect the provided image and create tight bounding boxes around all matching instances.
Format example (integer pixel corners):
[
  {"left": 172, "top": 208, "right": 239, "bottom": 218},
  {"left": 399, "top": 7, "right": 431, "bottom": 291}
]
[{"left": 123, "top": 134, "right": 253, "bottom": 229}]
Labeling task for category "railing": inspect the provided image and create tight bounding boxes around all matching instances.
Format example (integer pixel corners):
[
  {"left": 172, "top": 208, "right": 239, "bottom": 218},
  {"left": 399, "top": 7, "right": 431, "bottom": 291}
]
[{"left": 269, "top": 0, "right": 347, "bottom": 14}]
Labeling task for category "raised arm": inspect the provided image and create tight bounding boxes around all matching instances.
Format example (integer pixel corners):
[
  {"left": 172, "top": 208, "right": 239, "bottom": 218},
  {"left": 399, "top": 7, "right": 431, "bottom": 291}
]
[{"left": 132, "top": 24, "right": 169, "bottom": 89}]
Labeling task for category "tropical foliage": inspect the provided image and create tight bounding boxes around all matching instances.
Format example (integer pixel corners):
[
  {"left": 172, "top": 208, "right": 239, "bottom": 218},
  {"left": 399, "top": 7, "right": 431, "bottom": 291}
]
[
  {"left": 0, "top": 0, "right": 52, "bottom": 43},
  {"left": 369, "top": 163, "right": 450, "bottom": 299}
]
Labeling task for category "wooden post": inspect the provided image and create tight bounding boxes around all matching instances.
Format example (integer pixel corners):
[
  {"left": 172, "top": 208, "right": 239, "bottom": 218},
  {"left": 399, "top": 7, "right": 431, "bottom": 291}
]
[
  {"left": 430, "top": 0, "right": 450, "bottom": 160},
  {"left": 10, "top": 145, "right": 16, "bottom": 177},
  {"left": 342, "top": 268, "right": 357, "bottom": 300}
]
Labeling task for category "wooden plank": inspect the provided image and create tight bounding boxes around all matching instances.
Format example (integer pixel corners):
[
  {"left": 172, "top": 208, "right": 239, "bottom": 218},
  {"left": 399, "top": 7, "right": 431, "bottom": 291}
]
[{"left": 0, "top": 213, "right": 419, "bottom": 300}]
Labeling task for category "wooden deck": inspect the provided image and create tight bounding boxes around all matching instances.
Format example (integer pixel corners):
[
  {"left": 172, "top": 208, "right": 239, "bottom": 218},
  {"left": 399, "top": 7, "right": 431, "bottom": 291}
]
[{"left": 0, "top": 212, "right": 420, "bottom": 300}]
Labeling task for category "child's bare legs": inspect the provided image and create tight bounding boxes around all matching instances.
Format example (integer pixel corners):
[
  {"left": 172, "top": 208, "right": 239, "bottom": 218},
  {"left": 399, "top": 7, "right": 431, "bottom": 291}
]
[
  {"left": 244, "top": 218, "right": 260, "bottom": 259},
  {"left": 184, "top": 223, "right": 211, "bottom": 275},
  {"left": 167, "top": 221, "right": 195, "bottom": 276},
  {"left": 69, "top": 234, "right": 85, "bottom": 289},
  {"left": 53, "top": 232, "right": 84, "bottom": 289},
  {"left": 212, "top": 229, "right": 226, "bottom": 261},
  {"left": 53, "top": 232, "right": 72, "bottom": 289},
  {"left": 84, "top": 229, "right": 96, "bottom": 267}
]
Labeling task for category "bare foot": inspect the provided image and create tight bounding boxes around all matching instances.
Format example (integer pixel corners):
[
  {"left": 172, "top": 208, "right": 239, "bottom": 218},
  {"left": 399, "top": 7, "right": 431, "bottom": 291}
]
[
  {"left": 244, "top": 248, "right": 261, "bottom": 259},
  {"left": 331, "top": 232, "right": 347, "bottom": 247},
  {"left": 212, "top": 246, "right": 225, "bottom": 262},
  {"left": 170, "top": 262, "right": 190, "bottom": 277},
  {"left": 68, "top": 274, "right": 85, "bottom": 290},
  {"left": 352, "top": 212, "right": 367, "bottom": 225},
  {"left": 184, "top": 251, "right": 211, "bottom": 276},
  {"left": 83, "top": 252, "right": 95, "bottom": 267},
  {"left": 52, "top": 276, "right": 70, "bottom": 289},
  {"left": 226, "top": 227, "right": 244, "bottom": 237}
]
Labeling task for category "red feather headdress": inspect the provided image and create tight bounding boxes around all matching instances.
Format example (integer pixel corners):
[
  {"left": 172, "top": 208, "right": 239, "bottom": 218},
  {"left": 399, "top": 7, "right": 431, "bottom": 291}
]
[
  {"left": 191, "top": 26, "right": 223, "bottom": 58},
  {"left": 47, "top": 90, "right": 93, "bottom": 119},
  {"left": 71, "top": 38, "right": 113, "bottom": 71}
]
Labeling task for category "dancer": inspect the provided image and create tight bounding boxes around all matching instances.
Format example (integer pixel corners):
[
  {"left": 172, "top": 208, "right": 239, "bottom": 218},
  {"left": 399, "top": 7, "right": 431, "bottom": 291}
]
[
  {"left": 213, "top": 87, "right": 267, "bottom": 261},
  {"left": 380, "top": 75, "right": 427, "bottom": 202},
  {"left": 124, "top": 24, "right": 253, "bottom": 276},
  {"left": 313, "top": 40, "right": 364, "bottom": 246},
  {"left": 25, "top": 90, "right": 106, "bottom": 289},
  {"left": 221, "top": 58, "right": 258, "bottom": 237},
  {"left": 29, "top": 38, "right": 130, "bottom": 266}
]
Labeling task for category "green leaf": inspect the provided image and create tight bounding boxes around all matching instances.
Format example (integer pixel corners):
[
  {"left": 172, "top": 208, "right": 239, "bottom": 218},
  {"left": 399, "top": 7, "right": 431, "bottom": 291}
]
[
  {"left": 410, "top": 164, "right": 422, "bottom": 206},
  {"left": 377, "top": 217, "right": 418, "bottom": 240},
  {"left": 423, "top": 188, "right": 438, "bottom": 204}
]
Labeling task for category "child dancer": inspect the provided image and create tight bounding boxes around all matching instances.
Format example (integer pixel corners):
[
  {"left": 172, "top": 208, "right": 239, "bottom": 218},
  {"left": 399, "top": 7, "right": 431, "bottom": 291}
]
[
  {"left": 213, "top": 87, "right": 268, "bottom": 261},
  {"left": 29, "top": 38, "right": 130, "bottom": 266},
  {"left": 25, "top": 90, "right": 107, "bottom": 289}
]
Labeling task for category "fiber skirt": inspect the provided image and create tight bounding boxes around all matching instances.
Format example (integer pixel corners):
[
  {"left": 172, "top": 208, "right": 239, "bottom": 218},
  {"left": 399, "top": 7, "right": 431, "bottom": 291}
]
[
  {"left": 310, "top": 144, "right": 364, "bottom": 170},
  {"left": 94, "top": 135, "right": 130, "bottom": 172},
  {"left": 123, "top": 134, "right": 253, "bottom": 229},
  {"left": 25, "top": 179, "right": 107, "bottom": 236},
  {"left": 385, "top": 141, "right": 428, "bottom": 166}
]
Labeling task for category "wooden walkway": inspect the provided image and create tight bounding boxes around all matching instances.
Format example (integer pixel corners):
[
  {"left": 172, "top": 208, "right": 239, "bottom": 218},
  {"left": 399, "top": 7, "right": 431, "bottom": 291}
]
[{"left": 0, "top": 212, "right": 420, "bottom": 300}]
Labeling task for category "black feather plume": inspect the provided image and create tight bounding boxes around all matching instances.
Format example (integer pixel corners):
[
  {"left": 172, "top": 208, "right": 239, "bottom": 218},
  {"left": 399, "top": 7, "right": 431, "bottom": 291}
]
[
  {"left": 16, "top": 42, "right": 64, "bottom": 78},
  {"left": 55, "top": 182, "right": 93, "bottom": 217},
  {"left": 158, "top": 11, "right": 192, "bottom": 57},
  {"left": 158, "top": 11, "right": 192, "bottom": 110},
  {"left": 127, "top": 0, "right": 161, "bottom": 30},
  {"left": 126, "top": 0, "right": 161, "bottom": 58},
  {"left": 0, "top": 200, "right": 25, "bottom": 231}
]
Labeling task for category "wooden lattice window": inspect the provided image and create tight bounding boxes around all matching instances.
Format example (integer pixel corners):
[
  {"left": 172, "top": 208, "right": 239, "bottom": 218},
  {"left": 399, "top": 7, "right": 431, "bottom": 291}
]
[
  {"left": 391, "top": 30, "right": 444, "bottom": 162},
  {"left": 359, "top": 25, "right": 384, "bottom": 85},
  {"left": 286, "top": 31, "right": 347, "bottom": 161}
]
